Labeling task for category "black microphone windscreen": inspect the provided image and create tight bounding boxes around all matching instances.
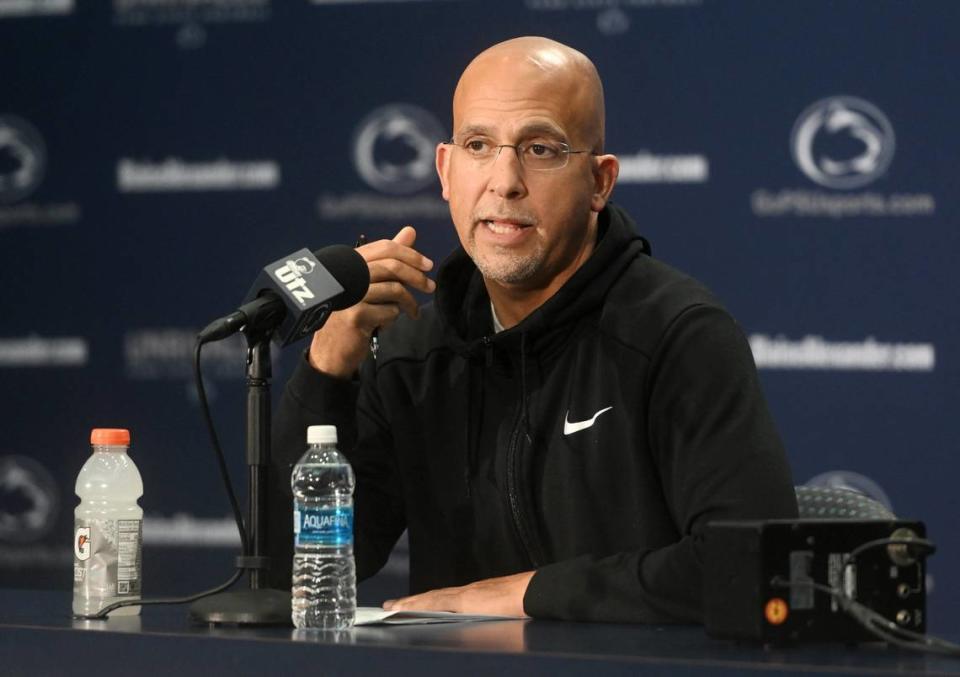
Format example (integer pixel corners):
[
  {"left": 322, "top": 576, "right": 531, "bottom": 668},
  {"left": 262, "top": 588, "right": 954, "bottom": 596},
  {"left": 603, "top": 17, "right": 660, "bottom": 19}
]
[{"left": 314, "top": 244, "right": 370, "bottom": 310}]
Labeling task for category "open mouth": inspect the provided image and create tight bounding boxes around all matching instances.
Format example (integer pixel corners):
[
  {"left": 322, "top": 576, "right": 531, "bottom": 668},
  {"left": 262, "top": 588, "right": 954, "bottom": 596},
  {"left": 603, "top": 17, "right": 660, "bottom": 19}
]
[{"left": 480, "top": 219, "right": 532, "bottom": 234}]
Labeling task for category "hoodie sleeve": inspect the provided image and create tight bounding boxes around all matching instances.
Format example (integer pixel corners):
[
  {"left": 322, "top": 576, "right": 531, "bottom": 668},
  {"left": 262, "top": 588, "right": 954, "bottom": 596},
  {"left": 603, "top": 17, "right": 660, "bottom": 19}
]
[
  {"left": 266, "top": 353, "right": 406, "bottom": 590},
  {"left": 522, "top": 305, "right": 797, "bottom": 623}
]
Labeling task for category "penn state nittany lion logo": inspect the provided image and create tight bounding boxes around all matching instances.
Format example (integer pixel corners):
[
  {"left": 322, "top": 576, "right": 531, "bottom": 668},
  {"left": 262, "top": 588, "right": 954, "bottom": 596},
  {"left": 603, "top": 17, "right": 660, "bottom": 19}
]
[
  {"left": 0, "top": 455, "right": 59, "bottom": 543},
  {"left": 0, "top": 116, "right": 47, "bottom": 204},
  {"left": 791, "top": 96, "right": 895, "bottom": 190},
  {"left": 352, "top": 104, "right": 446, "bottom": 195}
]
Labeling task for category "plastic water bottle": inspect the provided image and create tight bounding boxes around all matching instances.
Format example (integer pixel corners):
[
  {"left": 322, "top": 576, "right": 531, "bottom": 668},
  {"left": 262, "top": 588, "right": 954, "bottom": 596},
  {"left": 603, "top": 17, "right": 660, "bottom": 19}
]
[
  {"left": 73, "top": 428, "right": 143, "bottom": 617},
  {"left": 291, "top": 425, "right": 356, "bottom": 629}
]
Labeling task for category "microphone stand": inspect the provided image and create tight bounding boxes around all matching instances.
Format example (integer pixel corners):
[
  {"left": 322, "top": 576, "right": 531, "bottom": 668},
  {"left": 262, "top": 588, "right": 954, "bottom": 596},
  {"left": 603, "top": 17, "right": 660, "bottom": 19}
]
[{"left": 189, "top": 328, "right": 291, "bottom": 625}]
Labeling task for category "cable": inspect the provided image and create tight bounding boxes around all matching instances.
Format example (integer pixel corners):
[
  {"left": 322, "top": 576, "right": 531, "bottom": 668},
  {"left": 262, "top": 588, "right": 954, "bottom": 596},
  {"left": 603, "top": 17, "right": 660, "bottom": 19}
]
[
  {"left": 839, "top": 536, "right": 959, "bottom": 656},
  {"left": 770, "top": 536, "right": 960, "bottom": 658},
  {"left": 843, "top": 597, "right": 960, "bottom": 655},
  {"left": 76, "top": 569, "right": 244, "bottom": 620},
  {"left": 75, "top": 338, "right": 249, "bottom": 620},
  {"left": 845, "top": 536, "right": 936, "bottom": 563},
  {"left": 193, "top": 337, "right": 249, "bottom": 555}
]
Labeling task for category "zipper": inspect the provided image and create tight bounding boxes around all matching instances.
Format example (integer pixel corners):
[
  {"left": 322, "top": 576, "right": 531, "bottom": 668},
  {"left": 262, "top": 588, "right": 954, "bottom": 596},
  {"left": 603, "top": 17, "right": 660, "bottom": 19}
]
[
  {"left": 506, "top": 400, "right": 540, "bottom": 568},
  {"left": 488, "top": 333, "right": 542, "bottom": 568}
]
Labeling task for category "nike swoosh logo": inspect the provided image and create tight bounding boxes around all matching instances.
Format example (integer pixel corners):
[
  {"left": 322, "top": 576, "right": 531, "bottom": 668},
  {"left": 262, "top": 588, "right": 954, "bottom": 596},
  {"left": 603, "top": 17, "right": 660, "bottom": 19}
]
[{"left": 563, "top": 406, "right": 613, "bottom": 435}]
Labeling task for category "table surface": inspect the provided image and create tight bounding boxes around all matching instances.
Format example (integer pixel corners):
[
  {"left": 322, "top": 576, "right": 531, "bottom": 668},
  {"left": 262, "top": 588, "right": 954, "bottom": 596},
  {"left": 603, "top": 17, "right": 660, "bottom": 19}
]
[{"left": 3, "top": 588, "right": 960, "bottom": 676}]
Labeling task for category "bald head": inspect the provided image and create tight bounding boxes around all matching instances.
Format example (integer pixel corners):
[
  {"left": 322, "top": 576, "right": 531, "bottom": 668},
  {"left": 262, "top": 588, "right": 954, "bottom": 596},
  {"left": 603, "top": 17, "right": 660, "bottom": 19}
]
[
  {"left": 436, "top": 36, "right": 620, "bottom": 301},
  {"left": 452, "top": 37, "right": 606, "bottom": 153}
]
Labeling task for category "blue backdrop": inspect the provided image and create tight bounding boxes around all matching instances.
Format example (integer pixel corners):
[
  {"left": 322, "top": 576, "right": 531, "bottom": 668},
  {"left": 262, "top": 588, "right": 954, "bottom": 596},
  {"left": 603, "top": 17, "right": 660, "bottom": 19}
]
[{"left": 2, "top": 0, "right": 957, "bottom": 623}]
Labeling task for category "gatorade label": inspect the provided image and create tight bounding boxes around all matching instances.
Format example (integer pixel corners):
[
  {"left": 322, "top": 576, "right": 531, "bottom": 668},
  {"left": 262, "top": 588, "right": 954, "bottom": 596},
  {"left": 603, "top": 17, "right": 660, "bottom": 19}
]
[
  {"left": 294, "top": 503, "right": 353, "bottom": 546},
  {"left": 73, "top": 519, "right": 142, "bottom": 600}
]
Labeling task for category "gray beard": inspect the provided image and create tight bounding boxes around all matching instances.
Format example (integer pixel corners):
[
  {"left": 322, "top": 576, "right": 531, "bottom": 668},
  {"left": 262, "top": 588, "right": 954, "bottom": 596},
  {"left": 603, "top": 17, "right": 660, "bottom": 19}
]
[{"left": 471, "top": 244, "right": 546, "bottom": 285}]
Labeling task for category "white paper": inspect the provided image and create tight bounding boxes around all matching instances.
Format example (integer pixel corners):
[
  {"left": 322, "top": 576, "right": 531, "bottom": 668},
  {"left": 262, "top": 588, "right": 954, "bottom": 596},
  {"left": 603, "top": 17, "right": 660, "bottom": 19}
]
[{"left": 354, "top": 606, "right": 520, "bottom": 626}]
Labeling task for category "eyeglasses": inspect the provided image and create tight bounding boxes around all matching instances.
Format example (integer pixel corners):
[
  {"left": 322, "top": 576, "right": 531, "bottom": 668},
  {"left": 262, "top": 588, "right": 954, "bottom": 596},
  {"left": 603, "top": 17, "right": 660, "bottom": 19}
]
[{"left": 444, "top": 138, "right": 594, "bottom": 171}]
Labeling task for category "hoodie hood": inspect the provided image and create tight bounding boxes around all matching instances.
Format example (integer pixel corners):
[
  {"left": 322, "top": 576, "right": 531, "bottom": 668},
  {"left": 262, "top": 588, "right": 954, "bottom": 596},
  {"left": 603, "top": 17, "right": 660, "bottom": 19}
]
[{"left": 435, "top": 202, "right": 651, "bottom": 356}]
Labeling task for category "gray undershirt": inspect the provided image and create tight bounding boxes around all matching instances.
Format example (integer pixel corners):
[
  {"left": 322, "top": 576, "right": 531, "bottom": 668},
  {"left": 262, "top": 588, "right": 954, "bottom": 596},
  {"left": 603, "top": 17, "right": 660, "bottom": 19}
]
[{"left": 490, "top": 300, "right": 505, "bottom": 334}]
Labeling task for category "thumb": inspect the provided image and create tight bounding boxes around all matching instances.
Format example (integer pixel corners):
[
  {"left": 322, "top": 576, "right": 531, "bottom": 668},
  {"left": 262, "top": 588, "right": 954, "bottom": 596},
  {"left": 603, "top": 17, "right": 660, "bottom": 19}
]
[{"left": 393, "top": 225, "right": 417, "bottom": 247}]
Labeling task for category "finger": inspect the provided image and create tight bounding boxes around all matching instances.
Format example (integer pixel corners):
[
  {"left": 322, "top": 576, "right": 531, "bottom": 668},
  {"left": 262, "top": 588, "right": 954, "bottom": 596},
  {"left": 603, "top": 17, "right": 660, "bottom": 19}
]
[
  {"left": 392, "top": 225, "right": 417, "bottom": 247},
  {"left": 360, "top": 238, "right": 433, "bottom": 272},
  {"left": 368, "top": 259, "right": 436, "bottom": 294},
  {"left": 362, "top": 241, "right": 433, "bottom": 272},
  {"left": 364, "top": 282, "right": 420, "bottom": 318},
  {"left": 386, "top": 589, "right": 458, "bottom": 612},
  {"left": 386, "top": 594, "right": 433, "bottom": 612},
  {"left": 346, "top": 303, "right": 402, "bottom": 336}
]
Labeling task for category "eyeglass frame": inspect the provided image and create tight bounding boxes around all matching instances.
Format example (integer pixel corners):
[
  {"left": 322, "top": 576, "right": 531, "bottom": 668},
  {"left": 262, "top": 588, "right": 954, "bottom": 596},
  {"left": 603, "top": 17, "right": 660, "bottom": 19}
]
[{"left": 442, "top": 138, "right": 597, "bottom": 171}]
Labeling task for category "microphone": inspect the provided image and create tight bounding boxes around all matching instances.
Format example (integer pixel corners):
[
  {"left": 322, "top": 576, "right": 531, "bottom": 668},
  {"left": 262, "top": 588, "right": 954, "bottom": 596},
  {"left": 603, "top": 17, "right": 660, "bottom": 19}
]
[{"left": 199, "top": 244, "right": 369, "bottom": 346}]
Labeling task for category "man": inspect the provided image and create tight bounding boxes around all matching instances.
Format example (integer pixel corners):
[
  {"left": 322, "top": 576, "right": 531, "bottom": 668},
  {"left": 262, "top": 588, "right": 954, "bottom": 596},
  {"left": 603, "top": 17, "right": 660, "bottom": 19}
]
[{"left": 268, "top": 36, "right": 796, "bottom": 623}]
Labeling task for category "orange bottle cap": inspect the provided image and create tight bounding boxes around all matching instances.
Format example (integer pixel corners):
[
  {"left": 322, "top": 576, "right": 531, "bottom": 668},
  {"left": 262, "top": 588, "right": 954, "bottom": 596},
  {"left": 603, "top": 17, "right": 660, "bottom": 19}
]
[{"left": 90, "top": 428, "right": 131, "bottom": 446}]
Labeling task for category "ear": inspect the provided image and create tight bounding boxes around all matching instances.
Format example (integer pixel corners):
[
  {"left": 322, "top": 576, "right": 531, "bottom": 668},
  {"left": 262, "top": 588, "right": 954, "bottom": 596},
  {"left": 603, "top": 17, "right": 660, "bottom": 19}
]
[
  {"left": 589, "top": 154, "right": 619, "bottom": 213},
  {"left": 436, "top": 142, "right": 452, "bottom": 202}
]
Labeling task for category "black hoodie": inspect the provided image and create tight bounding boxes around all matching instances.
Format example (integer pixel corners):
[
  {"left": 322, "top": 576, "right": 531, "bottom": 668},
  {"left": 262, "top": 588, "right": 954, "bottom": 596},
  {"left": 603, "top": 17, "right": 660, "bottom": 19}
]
[{"left": 267, "top": 203, "right": 797, "bottom": 623}]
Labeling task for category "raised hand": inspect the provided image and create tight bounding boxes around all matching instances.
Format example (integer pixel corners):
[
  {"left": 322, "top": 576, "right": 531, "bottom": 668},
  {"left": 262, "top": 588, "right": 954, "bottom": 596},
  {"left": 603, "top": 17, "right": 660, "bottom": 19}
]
[{"left": 307, "top": 226, "right": 434, "bottom": 378}]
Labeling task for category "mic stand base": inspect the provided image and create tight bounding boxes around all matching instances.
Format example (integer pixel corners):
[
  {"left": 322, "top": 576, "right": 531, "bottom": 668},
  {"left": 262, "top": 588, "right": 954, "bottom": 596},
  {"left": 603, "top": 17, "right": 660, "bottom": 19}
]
[{"left": 189, "top": 589, "right": 291, "bottom": 626}]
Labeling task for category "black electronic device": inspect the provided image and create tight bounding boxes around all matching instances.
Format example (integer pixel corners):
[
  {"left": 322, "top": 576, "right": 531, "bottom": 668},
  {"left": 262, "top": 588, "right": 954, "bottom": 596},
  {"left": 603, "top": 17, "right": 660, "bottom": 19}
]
[
  {"left": 199, "top": 244, "right": 369, "bottom": 346},
  {"left": 703, "top": 519, "right": 928, "bottom": 643}
]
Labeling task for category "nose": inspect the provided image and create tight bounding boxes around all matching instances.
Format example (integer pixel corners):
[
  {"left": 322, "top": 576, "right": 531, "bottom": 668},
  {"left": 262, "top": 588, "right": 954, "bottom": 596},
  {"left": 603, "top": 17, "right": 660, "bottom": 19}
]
[{"left": 488, "top": 145, "right": 527, "bottom": 200}]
